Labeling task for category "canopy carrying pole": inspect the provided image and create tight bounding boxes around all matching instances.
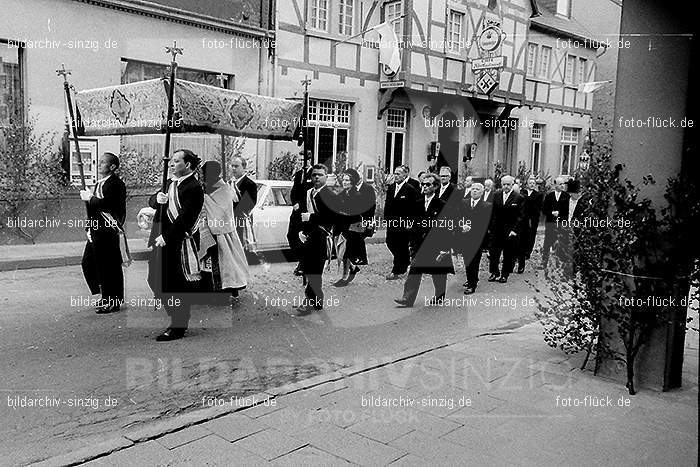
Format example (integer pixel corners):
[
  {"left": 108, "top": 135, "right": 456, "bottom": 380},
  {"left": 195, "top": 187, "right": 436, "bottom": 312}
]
[
  {"left": 157, "top": 41, "right": 183, "bottom": 237},
  {"left": 215, "top": 72, "right": 228, "bottom": 181},
  {"left": 56, "top": 64, "right": 88, "bottom": 202},
  {"left": 300, "top": 75, "right": 311, "bottom": 166}
]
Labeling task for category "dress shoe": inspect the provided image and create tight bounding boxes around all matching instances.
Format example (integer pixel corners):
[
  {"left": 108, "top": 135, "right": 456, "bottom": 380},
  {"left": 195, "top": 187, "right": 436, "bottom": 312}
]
[
  {"left": 393, "top": 298, "right": 412, "bottom": 308},
  {"left": 295, "top": 305, "right": 314, "bottom": 316},
  {"left": 347, "top": 266, "right": 360, "bottom": 283},
  {"left": 333, "top": 278, "right": 349, "bottom": 287},
  {"left": 386, "top": 273, "right": 403, "bottom": 280},
  {"left": 488, "top": 274, "right": 499, "bottom": 282},
  {"left": 155, "top": 328, "right": 186, "bottom": 341},
  {"left": 96, "top": 303, "right": 120, "bottom": 314},
  {"left": 464, "top": 287, "right": 476, "bottom": 295},
  {"left": 498, "top": 276, "right": 508, "bottom": 283}
]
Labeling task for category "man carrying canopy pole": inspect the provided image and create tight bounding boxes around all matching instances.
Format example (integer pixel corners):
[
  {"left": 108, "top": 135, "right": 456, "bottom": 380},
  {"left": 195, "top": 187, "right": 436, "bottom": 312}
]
[{"left": 146, "top": 42, "right": 204, "bottom": 342}]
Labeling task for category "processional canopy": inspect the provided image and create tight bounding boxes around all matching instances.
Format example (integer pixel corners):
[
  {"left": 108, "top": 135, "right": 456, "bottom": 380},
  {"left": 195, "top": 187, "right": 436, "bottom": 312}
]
[{"left": 75, "top": 78, "right": 304, "bottom": 141}]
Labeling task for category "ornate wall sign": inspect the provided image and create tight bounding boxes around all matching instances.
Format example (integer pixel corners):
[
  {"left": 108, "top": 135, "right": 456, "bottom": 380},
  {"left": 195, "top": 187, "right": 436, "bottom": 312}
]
[{"left": 477, "top": 24, "right": 504, "bottom": 52}]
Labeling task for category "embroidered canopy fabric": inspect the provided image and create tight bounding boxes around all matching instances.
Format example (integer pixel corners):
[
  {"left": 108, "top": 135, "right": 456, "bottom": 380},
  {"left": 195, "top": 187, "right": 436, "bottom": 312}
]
[{"left": 75, "top": 78, "right": 303, "bottom": 140}]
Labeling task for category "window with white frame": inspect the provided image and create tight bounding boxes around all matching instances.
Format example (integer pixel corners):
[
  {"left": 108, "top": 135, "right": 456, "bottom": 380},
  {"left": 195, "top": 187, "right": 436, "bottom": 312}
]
[
  {"left": 385, "top": 1, "right": 403, "bottom": 37},
  {"left": 565, "top": 55, "right": 576, "bottom": 84},
  {"left": 310, "top": 0, "right": 329, "bottom": 31},
  {"left": 526, "top": 43, "right": 537, "bottom": 76},
  {"left": 556, "top": 0, "right": 571, "bottom": 18},
  {"left": 385, "top": 108, "right": 407, "bottom": 171},
  {"left": 578, "top": 58, "right": 587, "bottom": 84},
  {"left": 338, "top": 0, "right": 354, "bottom": 35},
  {"left": 560, "top": 127, "right": 580, "bottom": 175},
  {"left": 531, "top": 124, "right": 544, "bottom": 173},
  {"left": 446, "top": 10, "right": 464, "bottom": 53},
  {"left": 307, "top": 99, "right": 351, "bottom": 172},
  {"left": 539, "top": 46, "right": 551, "bottom": 79}
]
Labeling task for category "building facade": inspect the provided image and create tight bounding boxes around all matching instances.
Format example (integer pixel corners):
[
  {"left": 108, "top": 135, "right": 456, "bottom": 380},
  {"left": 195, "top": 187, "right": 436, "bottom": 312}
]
[
  {"left": 271, "top": 0, "right": 540, "bottom": 183},
  {"left": 1, "top": 0, "right": 275, "bottom": 180},
  {"left": 511, "top": 0, "right": 597, "bottom": 181},
  {"left": 271, "top": 0, "right": 598, "bottom": 185}
]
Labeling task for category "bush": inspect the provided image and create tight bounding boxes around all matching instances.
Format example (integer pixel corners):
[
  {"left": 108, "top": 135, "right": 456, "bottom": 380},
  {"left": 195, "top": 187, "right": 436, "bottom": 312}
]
[
  {"left": 267, "top": 150, "right": 297, "bottom": 181},
  {"left": 0, "top": 102, "right": 66, "bottom": 242}
]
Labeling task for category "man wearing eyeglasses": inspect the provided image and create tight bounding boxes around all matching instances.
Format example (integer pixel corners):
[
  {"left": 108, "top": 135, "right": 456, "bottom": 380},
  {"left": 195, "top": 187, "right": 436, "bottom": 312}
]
[{"left": 394, "top": 173, "right": 455, "bottom": 307}]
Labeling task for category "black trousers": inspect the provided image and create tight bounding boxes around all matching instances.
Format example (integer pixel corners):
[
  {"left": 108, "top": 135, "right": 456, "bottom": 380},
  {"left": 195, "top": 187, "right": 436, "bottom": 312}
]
[
  {"left": 287, "top": 211, "right": 304, "bottom": 267},
  {"left": 401, "top": 269, "right": 447, "bottom": 306},
  {"left": 147, "top": 245, "right": 197, "bottom": 331},
  {"left": 518, "top": 219, "right": 539, "bottom": 268},
  {"left": 81, "top": 231, "right": 124, "bottom": 302},
  {"left": 489, "top": 235, "right": 518, "bottom": 278},
  {"left": 462, "top": 247, "right": 483, "bottom": 288},
  {"left": 302, "top": 239, "right": 326, "bottom": 310},
  {"left": 541, "top": 225, "right": 560, "bottom": 266},
  {"left": 386, "top": 230, "right": 410, "bottom": 274}
]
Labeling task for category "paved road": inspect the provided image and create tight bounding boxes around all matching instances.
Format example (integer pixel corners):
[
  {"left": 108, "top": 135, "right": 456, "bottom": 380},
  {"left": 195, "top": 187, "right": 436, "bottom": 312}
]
[{"left": 0, "top": 245, "right": 540, "bottom": 465}]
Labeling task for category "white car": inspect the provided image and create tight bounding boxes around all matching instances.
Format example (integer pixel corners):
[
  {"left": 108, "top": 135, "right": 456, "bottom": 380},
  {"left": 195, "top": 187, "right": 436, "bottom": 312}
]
[{"left": 137, "top": 180, "right": 293, "bottom": 253}]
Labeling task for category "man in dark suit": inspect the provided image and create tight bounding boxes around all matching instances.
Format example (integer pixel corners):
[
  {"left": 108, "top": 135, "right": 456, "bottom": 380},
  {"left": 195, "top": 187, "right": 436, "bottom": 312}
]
[
  {"left": 437, "top": 166, "right": 458, "bottom": 210},
  {"left": 148, "top": 149, "right": 204, "bottom": 341},
  {"left": 455, "top": 183, "right": 492, "bottom": 294},
  {"left": 482, "top": 178, "right": 495, "bottom": 204},
  {"left": 80, "top": 152, "right": 127, "bottom": 313},
  {"left": 288, "top": 151, "right": 314, "bottom": 276},
  {"left": 559, "top": 179, "right": 589, "bottom": 276},
  {"left": 541, "top": 176, "right": 570, "bottom": 269},
  {"left": 394, "top": 173, "right": 455, "bottom": 307},
  {"left": 298, "top": 164, "right": 338, "bottom": 314},
  {"left": 230, "top": 156, "right": 258, "bottom": 249},
  {"left": 489, "top": 175, "right": 524, "bottom": 283},
  {"left": 516, "top": 176, "right": 544, "bottom": 273},
  {"left": 404, "top": 164, "right": 421, "bottom": 191},
  {"left": 384, "top": 165, "right": 419, "bottom": 280}
]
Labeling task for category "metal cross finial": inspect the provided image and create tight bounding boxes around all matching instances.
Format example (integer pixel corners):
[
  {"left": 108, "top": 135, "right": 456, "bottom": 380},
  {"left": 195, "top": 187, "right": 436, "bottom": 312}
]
[
  {"left": 56, "top": 63, "right": 71, "bottom": 82},
  {"left": 165, "top": 40, "right": 184, "bottom": 62},
  {"left": 216, "top": 72, "right": 227, "bottom": 88},
  {"left": 301, "top": 75, "right": 311, "bottom": 92}
]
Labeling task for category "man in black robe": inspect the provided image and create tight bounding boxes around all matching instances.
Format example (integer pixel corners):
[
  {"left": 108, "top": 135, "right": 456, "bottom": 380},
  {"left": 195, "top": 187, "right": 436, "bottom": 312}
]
[
  {"left": 148, "top": 149, "right": 204, "bottom": 341},
  {"left": 80, "top": 152, "right": 126, "bottom": 313}
]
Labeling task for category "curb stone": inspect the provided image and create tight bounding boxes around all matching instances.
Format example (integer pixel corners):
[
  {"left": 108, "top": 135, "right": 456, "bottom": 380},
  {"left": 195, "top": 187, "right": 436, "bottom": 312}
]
[
  {"left": 29, "top": 437, "right": 134, "bottom": 467},
  {"left": 30, "top": 341, "right": 454, "bottom": 466}
]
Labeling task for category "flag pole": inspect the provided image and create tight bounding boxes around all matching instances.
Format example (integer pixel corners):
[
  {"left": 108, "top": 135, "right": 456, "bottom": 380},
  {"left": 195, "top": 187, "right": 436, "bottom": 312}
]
[{"left": 334, "top": 13, "right": 406, "bottom": 47}]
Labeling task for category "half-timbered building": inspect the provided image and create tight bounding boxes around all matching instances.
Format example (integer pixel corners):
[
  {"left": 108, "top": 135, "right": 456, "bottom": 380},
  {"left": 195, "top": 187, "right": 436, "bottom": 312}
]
[{"left": 272, "top": 0, "right": 598, "bottom": 183}]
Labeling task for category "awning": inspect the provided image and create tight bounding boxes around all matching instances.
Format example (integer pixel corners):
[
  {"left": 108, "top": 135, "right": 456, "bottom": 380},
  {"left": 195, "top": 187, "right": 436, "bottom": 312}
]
[{"left": 75, "top": 78, "right": 304, "bottom": 140}]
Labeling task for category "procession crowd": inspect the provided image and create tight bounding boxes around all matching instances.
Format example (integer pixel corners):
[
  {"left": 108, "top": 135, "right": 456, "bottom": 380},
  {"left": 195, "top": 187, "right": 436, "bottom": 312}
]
[{"left": 77, "top": 148, "right": 588, "bottom": 341}]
